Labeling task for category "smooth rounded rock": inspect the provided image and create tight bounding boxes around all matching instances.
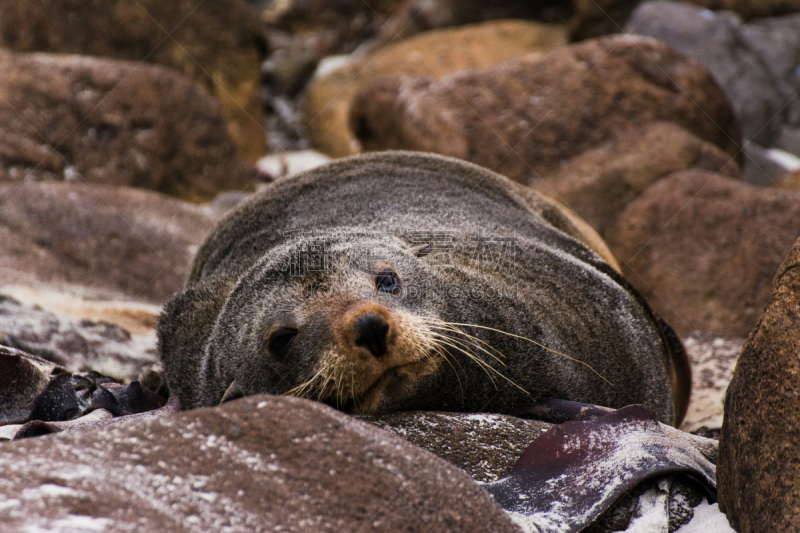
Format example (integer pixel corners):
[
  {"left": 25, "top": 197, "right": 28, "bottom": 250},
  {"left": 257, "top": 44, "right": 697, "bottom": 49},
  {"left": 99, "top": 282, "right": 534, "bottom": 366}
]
[
  {"left": 0, "top": 181, "right": 220, "bottom": 303},
  {"left": 0, "top": 394, "right": 520, "bottom": 533},
  {"left": 609, "top": 169, "right": 800, "bottom": 337},
  {"left": 349, "top": 35, "right": 741, "bottom": 185},
  {"left": 303, "top": 19, "right": 567, "bottom": 157},
  {"left": 0, "top": 49, "right": 253, "bottom": 201},
  {"left": 531, "top": 121, "right": 741, "bottom": 238},
  {"left": 718, "top": 236, "right": 800, "bottom": 531}
]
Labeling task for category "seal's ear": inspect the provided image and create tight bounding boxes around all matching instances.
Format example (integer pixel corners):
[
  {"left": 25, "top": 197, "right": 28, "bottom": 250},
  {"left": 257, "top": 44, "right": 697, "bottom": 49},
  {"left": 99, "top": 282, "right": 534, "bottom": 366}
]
[
  {"left": 220, "top": 379, "right": 245, "bottom": 404},
  {"left": 411, "top": 243, "right": 433, "bottom": 257}
]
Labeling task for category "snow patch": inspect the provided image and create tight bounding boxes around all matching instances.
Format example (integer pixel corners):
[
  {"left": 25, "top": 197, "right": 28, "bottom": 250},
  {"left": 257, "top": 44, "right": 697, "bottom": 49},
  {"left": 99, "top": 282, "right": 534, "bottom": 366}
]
[
  {"left": 675, "top": 499, "right": 736, "bottom": 533},
  {"left": 23, "top": 515, "right": 112, "bottom": 533}
]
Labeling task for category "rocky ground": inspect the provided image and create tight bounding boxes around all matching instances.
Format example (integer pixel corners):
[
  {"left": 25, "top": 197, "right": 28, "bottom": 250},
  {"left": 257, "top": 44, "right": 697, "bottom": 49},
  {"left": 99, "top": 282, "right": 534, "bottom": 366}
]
[{"left": 2, "top": 0, "right": 800, "bottom": 531}]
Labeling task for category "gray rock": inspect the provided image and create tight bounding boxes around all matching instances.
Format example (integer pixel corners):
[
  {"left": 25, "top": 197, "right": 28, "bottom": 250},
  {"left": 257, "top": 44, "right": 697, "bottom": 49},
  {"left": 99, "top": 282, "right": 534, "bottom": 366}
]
[
  {"left": 626, "top": 2, "right": 800, "bottom": 155},
  {"left": 0, "top": 394, "right": 520, "bottom": 532},
  {"left": 0, "top": 294, "right": 157, "bottom": 382},
  {"left": 364, "top": 411, "right": 551, "bottom": 482}
]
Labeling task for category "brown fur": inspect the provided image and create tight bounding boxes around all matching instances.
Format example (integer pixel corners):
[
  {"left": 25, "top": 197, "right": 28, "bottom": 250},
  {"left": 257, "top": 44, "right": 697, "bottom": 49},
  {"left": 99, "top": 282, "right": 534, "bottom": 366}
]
[{"left": 159, "top": 151, "right": 690, "bottom": 426}]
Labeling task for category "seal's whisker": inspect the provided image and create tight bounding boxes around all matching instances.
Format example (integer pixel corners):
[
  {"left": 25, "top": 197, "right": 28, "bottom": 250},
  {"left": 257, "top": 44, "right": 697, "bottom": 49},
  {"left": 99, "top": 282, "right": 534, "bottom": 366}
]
[
  {"left": 334, "top": 370, "right": 342, "bottom": 408},
  {"left": 433, "top": 333, "right": 497, "bottom": 388},
  {"left": 414, "top": 320, "right": 469, "bottom": 378},
  {"left": 316, "top": 367, "right": 337, "bottom": 402},
  {"left": 430, "top": 343, "right": 465, "bottom": 399},
  {"left": 337, "top": 363, "right": 348, "bottom": 408},
  {"left": 422, "top": 320, "right": 507, "bottom": 361},
  {"left": 285, "top": 366, "right": 326, "bottom": 398},
  {"left": 436, "top": 321, "right": 614, "bottom": 387},
  {"left": 422, "top": 323, "right": 507, "bottom": 367},
  {"left": 426, "top": 331, "right": 499, "bottom": 374},
  {"left": 424, "top": 327, "right": 506, "bottom": 370},
  {"left": 349, "top": 369, "right": 357, "bottom": 410},
  {"left": 424, "top": 332, "right": 506, "bottom": 390},
  {"left": 431, "top": 332, "right": 530, "bottom": 393},
  {"left": 412, "top": 333, "right": 461, "bottom": 386},
  {"left": 423, "top": 331, "right": 488, "bottom": 369}
]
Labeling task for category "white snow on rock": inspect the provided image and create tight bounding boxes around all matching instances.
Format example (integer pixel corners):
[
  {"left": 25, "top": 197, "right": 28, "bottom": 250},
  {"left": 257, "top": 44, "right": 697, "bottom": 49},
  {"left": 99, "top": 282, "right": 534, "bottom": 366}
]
[{"left": 675, "top": 499, "right": 736, "bottom": 533}]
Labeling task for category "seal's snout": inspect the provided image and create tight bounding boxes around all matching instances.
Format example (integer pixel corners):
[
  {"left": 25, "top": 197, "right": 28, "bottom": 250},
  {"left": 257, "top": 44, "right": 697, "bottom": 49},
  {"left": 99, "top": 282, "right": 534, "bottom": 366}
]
[
  {"left": 337, "top": 302, "right": 397, "bottom": 360},
  {"left": 328, "top": 300, "right": 434, "bottom": 414},
  {"left": 354, "top": 313, "right": 390, "bottom": 358}
]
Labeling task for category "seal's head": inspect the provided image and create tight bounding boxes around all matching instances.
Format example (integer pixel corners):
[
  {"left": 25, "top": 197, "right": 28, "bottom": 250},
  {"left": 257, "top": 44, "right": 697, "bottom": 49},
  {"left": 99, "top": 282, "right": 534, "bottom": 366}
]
[{"left": 208, "top": 231, "right": 464, "bottom": 414}]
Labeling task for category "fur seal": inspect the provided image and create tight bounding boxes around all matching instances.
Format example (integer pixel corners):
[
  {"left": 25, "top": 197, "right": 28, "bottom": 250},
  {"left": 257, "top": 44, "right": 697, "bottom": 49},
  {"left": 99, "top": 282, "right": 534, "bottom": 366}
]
[{"left": 158, "top": 151, "right": 690, "bottom": 426}]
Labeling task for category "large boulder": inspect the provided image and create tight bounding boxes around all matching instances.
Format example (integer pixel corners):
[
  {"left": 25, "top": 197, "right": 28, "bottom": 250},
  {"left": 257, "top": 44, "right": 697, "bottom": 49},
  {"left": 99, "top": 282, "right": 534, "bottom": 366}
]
[
  {"left": 531, "top": 121, "right": 741, "bottom": 238},
  {"left": 571, "top": 0, "right": 800, "bottom": 40},
  {"left": 626, "top": 2, "right": 800, "bottom": 163},
  {"left": 718, "top": 236, "right": 800, "bottom": 531},
  {"left": 349, "top": 35, "right": 741, "bottom": 184},
  {"left": 0, "top": 181, "right": 219, "bottom": 303},
  {"left": 0, "top": 0, "right": 266, "bottom": 161},
  {"left": 303, "top": 19, "right": 567, "bottom": 157},
  {"left": 686, "top": 0, "right": 800, "bottom": 18},
  {"left": 609, "top": 169, "right": 800, "bottom": 337},
  {"left": 0, "top": 49, "right": 253, "bottom": 201},
  {"left": 0, "top": 394, "right": 519, "bottom": 532}
]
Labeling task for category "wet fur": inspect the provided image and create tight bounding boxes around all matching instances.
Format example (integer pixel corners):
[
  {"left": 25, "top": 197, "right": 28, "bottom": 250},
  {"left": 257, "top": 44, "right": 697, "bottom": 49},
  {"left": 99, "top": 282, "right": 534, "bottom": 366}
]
[{"left": 158, "top": 152, "right": 689, "bottom": 425}]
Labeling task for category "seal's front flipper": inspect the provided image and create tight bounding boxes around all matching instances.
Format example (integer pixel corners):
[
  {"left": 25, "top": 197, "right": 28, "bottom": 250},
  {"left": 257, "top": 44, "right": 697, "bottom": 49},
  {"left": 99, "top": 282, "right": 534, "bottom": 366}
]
[{"left": 516, "top": 397, "right": 615, "bottom": 424}]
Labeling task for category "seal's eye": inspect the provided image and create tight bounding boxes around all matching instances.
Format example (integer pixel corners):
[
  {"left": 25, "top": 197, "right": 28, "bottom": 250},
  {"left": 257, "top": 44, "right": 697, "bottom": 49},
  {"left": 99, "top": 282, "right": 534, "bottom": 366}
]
[
  {"left": 376, "top": 269, "right": 400, "bottom": 294},
  {"left": 268, "top": 328, "right": 298, "bottom": 358}
]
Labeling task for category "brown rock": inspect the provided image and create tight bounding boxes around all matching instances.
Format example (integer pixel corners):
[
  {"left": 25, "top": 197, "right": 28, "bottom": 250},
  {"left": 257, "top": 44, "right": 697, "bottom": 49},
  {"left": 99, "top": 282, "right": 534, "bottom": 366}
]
[
  {"left": 609, "top": 169, "right": 800, "bottom": 337},
  {"left": 363, "top": 411, "right": 551, "bottom": 482},
  {"left": 303, "top": 19, "right": 568, "bottom": 157},
  {"left": 0, "top": 49, "right": 253, "bottom": 201},
  {"left": 0, "top": 181, "right": 220, "bottom": 303},
  {"left": 531, "top": 122, "right": 741, "bottom": 238},
  {"left": 777, "top": 167, "right": 800, "bottom": 188},
  {"left": 350, "top": 35, "right": 742, "bottom": 184},
  {"left": 718, "top": 236, "right": 800, "bottom": 531},
  {"left": 0, "top": 395, "right": 519, "bottom": 532},
  {"left": 0, "top": 0, "right": 266, "bottom": 161}
]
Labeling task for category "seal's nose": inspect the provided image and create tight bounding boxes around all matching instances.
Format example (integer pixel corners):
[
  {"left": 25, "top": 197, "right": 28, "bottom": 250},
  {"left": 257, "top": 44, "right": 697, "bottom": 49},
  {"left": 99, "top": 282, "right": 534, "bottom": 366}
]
[{"left": 354, "top": 313, "right": 390, "bottom": 358}]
